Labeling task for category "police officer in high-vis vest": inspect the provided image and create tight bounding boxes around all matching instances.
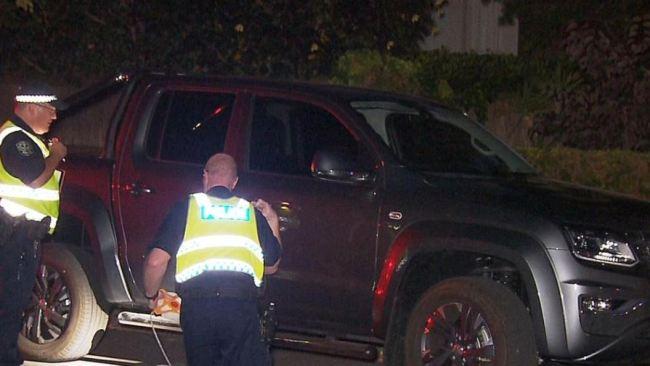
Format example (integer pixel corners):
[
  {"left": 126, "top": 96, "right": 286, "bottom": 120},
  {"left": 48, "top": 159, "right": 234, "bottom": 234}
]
[
  {"left": 144, "top": 153, "right": 282, "bottom": 366},
  {"left": 0, "top": 82, "right": 67, "bottom": 366}
]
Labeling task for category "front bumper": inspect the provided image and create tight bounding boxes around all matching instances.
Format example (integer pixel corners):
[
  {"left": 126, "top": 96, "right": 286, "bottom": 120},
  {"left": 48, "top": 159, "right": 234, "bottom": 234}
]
[
  {"left": 548, "top": 248, "right": 650, "bottom": 363},
  {"left": 569, "top": 320, "right": 650, "bottom": 364}
]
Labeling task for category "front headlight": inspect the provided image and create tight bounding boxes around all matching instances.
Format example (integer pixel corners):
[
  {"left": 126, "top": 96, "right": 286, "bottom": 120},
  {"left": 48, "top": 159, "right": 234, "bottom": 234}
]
[{"left": 565, "top": 227, "right": 639, "bottom": 267}]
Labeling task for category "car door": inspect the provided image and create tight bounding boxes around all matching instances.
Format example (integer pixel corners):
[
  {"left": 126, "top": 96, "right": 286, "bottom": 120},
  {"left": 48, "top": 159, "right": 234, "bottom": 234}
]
[
  {"left": 114, "top": 84, "right": 240, "bottom": 297},
  {"left": 235, "top": 95, "right": 381, "bottom": 335}
]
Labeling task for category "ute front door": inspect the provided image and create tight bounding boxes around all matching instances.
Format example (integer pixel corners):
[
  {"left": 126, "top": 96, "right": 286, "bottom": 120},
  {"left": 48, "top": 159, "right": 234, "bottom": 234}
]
[{"left": 236, "top": 95, "right": 380, "bottom": 335}]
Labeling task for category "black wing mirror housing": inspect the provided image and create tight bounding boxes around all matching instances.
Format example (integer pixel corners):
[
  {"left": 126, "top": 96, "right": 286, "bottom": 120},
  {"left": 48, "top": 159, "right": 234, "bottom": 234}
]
[{"left": 310, "top": 149, "right": 373, "bottom": 184}]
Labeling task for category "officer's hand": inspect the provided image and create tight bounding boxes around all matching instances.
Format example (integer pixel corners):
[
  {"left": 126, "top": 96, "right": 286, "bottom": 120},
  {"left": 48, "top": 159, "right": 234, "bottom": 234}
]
[
  {"left": 253, "top": 199, "right": 278, "bottom": 224},
  {"left": 48, "top": 138, "right": 67, "bottom": 161}
]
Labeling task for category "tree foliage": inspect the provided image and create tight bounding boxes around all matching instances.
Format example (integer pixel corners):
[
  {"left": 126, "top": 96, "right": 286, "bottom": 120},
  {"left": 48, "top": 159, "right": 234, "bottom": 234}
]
[
  {"left": 0, "top": 0, "right": 447, "bottom": 83},
  {"left": 486, "top": 0, "right": 650, "bottom": 151},
  {"left": 492, "top": 0, "right": 650, "bottom": 58},
  {"left": 531, "top": 17, "right": 650, "bottom": 151}
]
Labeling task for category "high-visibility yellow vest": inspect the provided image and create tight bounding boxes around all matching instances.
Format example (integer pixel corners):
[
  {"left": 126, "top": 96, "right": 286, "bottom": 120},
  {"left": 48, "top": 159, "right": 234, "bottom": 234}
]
[
  {"left": 176, "top": 193, "right": 264, "bottom": 286},
  {"left": 0, "top": 120, "right": 61, "bottom": 233}
]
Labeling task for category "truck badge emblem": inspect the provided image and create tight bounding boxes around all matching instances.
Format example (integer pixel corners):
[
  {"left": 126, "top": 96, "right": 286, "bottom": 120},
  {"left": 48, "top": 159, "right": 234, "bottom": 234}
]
[{"left": 388, "top": 211, "right": 402, "bottom": 220}]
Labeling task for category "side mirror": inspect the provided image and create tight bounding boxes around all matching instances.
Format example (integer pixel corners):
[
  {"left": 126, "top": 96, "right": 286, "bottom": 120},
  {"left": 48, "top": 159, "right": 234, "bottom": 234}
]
[{"left": 310, "top": 149, "right": 373, "bottom": 183}]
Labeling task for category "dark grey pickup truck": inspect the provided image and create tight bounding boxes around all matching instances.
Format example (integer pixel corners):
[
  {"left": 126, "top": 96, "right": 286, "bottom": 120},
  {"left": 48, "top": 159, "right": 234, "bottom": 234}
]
[{"left": 18, "top": 72, "right": 650, "bottom": 365}]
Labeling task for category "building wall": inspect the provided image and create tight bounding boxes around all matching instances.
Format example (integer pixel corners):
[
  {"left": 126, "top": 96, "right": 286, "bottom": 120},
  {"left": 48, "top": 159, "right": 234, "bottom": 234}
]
[{"left": 421, "top": 0, "right": 518, "bottom": 55}]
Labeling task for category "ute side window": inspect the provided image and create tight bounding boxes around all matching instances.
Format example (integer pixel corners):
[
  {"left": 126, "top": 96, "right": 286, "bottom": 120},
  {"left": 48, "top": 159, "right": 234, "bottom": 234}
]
[
  {"left": 385, "top": 112, "right": 507, "bottom": 175},
  {"left": 351, "top": 100, "right": 515, "bottom": 176},
  {"left": 146, "top": 90, "right": 235, "bottom": 164},
  {"left": 249, "top": 97, "right": 360, "bottom": 176}
]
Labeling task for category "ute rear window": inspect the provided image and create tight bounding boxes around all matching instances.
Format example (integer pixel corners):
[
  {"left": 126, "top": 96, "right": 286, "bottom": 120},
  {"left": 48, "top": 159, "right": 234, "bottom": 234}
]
[{"left": 146, "top": 90, "right": 235, "bottom": 164}]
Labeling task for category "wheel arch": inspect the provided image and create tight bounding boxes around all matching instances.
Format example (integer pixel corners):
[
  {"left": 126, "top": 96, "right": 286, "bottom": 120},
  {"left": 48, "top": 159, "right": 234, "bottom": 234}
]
[
  {"left": 53, "top": 184, "right": 132, "bottom": 305},
  {"left": 44, "top": 234, "right": 109, "bottom": 312},
  {"left": 374, "top": 220, "right": 567, "bottom": 357}
]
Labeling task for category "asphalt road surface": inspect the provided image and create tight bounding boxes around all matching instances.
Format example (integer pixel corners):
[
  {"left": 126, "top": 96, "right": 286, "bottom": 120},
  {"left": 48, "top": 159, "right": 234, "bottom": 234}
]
[
  {"left": 22, "top": 327, "right": 650, "bottom": 366},
  {"left": 25, "top": 327, "right": 382, "bottom": 366}
]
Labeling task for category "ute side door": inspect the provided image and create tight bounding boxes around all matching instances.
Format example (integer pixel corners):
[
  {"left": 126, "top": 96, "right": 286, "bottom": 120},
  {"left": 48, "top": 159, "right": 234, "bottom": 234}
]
[
  {"left": 234, "top": 93, "right": 382, "bottom": 336},
  {"left": 113, "top": 81, "right": 244, "bottom": 299}
]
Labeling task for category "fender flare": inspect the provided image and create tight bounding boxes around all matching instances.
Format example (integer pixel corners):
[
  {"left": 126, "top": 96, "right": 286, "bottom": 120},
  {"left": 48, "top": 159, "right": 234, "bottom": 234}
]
[
  {"left": 54, "top": 183, "right": 132, "bottom": 304},
  {"left": 373, "top": 220, "right": 568, "bottom": 356}
]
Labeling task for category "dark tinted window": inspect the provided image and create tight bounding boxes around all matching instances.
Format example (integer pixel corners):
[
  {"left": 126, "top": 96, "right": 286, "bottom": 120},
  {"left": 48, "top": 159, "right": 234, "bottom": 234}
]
[
  {"left": 249, "top": 97, "right": 358, "bottom": 175},
  {"left": 386, "top": 112, "right": 507, "bottom": 174},
  {"left": 351, "top": 100, "right": 533, "bottom": 175},
  {"left": 146, "top": 90, "right": 235, "bottom": 164}
]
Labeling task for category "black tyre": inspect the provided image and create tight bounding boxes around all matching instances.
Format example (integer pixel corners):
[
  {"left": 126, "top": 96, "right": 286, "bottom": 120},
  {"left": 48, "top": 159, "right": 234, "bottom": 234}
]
[
  {"left": 400, "top": 277, "right": 537, "bottom": 366},
  {"left": 18, "top": 243, "right": 108, "bottom": 361}
]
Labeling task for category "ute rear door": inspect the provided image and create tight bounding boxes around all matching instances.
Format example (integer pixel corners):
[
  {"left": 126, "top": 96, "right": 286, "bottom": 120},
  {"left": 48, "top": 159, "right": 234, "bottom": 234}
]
[{"left": 113, "top": 80, "right": 246, "bottom": 298}]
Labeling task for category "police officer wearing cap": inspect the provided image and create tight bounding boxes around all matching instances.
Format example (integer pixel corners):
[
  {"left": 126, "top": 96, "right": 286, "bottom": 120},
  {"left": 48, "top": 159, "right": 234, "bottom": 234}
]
[
  {"left": 0, "top": 82, "right": 67, "bottom": 365},
  {"left": 143, "top": 153, "right": 282, "bottom": 366}
]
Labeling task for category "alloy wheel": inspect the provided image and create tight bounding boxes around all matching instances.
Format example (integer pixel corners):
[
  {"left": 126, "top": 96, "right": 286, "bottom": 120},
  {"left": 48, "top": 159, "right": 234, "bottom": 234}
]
[
  {"left": 420, "top": 301, "right": 495, "bottom": 365},
  {"left": 22, "top": 264, "right": 72, "bottom": 344}
]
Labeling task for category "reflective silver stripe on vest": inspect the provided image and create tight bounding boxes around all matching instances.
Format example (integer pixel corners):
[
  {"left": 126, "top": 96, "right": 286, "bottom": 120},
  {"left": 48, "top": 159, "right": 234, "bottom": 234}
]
[
  {"left": 175, "top": 258, "right": 260, "bottom": 286},
  {"left": 177, "top": 234, "right": 264, "bottom": 261},
  {"left": 0, "top": 184, "right": 59, "bottom": 200},
  {"left": 0, "top": 199, "right": 57, "bottom": 228}
]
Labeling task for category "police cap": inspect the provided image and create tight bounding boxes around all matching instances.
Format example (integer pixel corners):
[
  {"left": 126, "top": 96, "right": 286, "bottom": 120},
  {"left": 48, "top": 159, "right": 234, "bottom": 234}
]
[{"left": 15, "top": 81, "right": 68, "bottom": 111}]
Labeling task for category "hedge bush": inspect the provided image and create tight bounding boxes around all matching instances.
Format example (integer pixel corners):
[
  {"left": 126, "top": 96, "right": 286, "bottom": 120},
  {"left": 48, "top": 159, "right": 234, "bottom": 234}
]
[
  {"left": 414, "top": 50, "right": 552, "bottom": 120},
  {"left": 330, "top": 49, "right": 421, "bottom": 95},
  {"left": 331, "top": 49, "right": 558, "bottom": 121},
  {"left": 519, "top": 147, "right": 650, "bottom": 201},
  {"left": 331, "top": 50, "right": 650, "bottom": 201}
]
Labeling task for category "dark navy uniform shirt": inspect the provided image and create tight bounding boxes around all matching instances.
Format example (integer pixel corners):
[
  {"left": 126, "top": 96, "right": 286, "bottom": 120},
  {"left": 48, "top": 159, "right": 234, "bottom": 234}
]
[
  {"left": 0, "top": 115, "right": 46, "bottom": 184},
  {"left": 149, "top": 185, "right": 282, "bottom": 293}
]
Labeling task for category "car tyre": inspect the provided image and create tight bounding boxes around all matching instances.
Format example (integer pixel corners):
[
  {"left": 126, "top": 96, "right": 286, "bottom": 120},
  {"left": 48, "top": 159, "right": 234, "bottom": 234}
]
[
  {"left": 401, "top": 276, "right": 537, "bottom": 366},
  {"left": 18, "top": 243, "right": 108, "bottom": 361}
]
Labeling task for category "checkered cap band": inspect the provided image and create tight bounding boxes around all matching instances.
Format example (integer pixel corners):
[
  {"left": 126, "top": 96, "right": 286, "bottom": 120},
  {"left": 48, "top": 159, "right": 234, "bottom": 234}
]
[{"left": 15, "top": 94, "right": 58, "bottom": 103}]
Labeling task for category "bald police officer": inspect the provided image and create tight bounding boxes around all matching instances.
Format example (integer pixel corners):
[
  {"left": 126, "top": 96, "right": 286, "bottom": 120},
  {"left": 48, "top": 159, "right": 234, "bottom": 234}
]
[
  {"left": 144, "top": 153, "right": 282, "bottom": 366},
  {"left": 0, "top": 82, "right": 67, "bottom": 365}
]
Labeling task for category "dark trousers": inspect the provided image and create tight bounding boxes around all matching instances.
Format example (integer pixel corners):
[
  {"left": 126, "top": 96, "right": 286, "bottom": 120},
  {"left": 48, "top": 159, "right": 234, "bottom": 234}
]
[
  {"left": 180, "top": 296, "right": 271, "bottom": 366},
  {"left": 0, "top": 227, "right": 38, "bottom": 366}
]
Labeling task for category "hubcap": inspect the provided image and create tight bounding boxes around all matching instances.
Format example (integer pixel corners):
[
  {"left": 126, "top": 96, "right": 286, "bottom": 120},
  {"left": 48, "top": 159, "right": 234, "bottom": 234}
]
[
  {"left": 22, "top": 264, "right": 72, "bottom": 344},
  {"left": 420, "top": 302, "right": 495, "bottom": 365}
]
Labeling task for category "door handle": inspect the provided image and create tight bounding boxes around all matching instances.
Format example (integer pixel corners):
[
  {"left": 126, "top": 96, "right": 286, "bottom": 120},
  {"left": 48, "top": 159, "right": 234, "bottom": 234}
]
[
  {"left": 123, "top": 182, "right": 155, "bottom": 196},
  {"left": 275, "top": 202, "right": 299, "bottom": 231},
  {"left": 278, "top": 215, "right": 298, "bottom": 232}
]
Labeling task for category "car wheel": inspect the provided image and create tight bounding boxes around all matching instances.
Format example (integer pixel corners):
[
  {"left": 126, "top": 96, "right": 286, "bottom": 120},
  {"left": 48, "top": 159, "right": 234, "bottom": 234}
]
[
  {"left": 18, "top": 243, "right": 108, "bottom": 361},
  {"left": 402, "top": 277, "right": 537, "bottom": 366}
]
